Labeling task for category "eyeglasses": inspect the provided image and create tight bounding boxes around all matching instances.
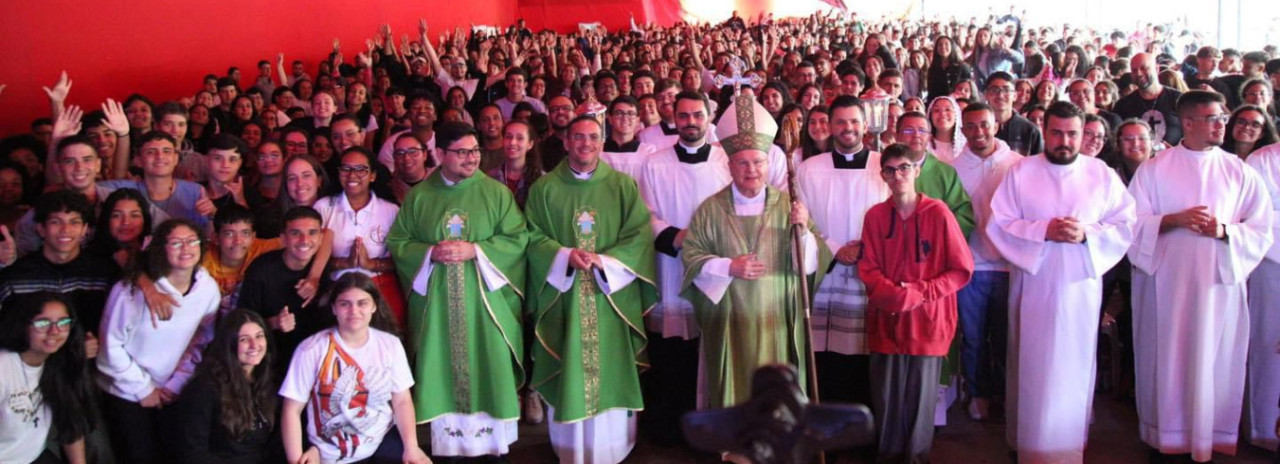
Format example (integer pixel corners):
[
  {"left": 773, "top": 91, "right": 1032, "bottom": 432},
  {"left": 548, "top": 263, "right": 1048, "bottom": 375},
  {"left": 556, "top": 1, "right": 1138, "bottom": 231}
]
[
  {"left": 31, "top": 317, "right": 75, "bottom": 334},
  {"left": 570, "top": 133, "right": 602, "bottom": 142},
  {"left": 258, "top": 152, "right": 283, "bottom": 160},
  {"left": 392, "top": 147, "right": 424, "bottom": 158},
  {"left": 165, "top": 238, "right": 202, "bottom": 249},
  {"left": 880, "top": 164, "right": 915, "bottom": 177},
  {"left": 985, "top": 87, "right": 1016, "bottom": 95},
  {"left": 285, "top": 141, "right": 309, "bottom": 150},
  {"left": 445, "top": 147, "right": 483, "bottom": 158},
  {"left": 1119, "top": 136, "right": 1151, "bottom": 143},
  {"left": 1188, "top": 114, "right": 1230, "bottom": 124},
  {"left": 339, "top": 165, "right": 372, "bottom": 177},
  {"left": 611, "top": 111, "right": 639, "bottom": 118},
  {"left": 1083, "top": 131, "right": 1107, "bottom": 140},
  {"left": 898, "top": 128, "right": 929, "bottom": 136},
  {"left": 1236, "top": 119, "right": 1266, "bottom": 130}
]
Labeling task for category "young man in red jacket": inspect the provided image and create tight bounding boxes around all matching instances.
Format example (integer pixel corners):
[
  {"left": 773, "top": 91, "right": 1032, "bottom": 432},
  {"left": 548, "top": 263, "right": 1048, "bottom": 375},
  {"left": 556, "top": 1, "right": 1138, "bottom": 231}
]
[{"left": 858, "top": 143, "right": 974, "bottom": 463}]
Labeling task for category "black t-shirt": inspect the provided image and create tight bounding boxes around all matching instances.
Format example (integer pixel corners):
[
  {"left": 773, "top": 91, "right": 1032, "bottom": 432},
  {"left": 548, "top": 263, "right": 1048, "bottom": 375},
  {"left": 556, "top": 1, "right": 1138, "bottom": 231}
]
[
  {"left": 996, "top": 113, "right": 1044, "bottom": 156},
  {"left": 165, "top": 374, "right": 281, "bottom": 464},
  {"left": 1113, "top": 87, "right": 1183, "bottom": 148},
  {"left": 237, "top": 250, "right": 330, "bottom": 361}
]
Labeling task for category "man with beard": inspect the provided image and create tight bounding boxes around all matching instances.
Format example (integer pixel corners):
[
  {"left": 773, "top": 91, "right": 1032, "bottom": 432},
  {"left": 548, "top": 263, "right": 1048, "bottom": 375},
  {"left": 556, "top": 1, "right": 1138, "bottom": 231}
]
[
  {"left": 525, "top": 116, "right": 656, "bottom": 464},
  {"left": 386, "top": 122, "right": 529, "bottom": 460},
  {"left": 539, "top": 95, "right": 574, "bottom": 170},
  {"left": 635, "top": 90, "right": 731, "bottom": 445},
  {"left": 377, "top": 93, "right": 437, "bottom": 172},
  {"left": 1128, "top": 90, "right": 1274, "bottom": 462},
  {"left": 795, "top": 96, "right": 888, "bottom": 408},
  {"left": 987, "top": 101, "right": 1136, "bottom": 462},
  {"left": 600, "top": 96, "right": 657, "bottom": 181},
  {"left": 639, "top": 80, "right": 718, "bottom": 147},
  {"left": 1114, "top": 53, "right": 1183, "bottom": 149},
  {"left": 983, "top": 72, "right": 1043, "bottom": 156}
]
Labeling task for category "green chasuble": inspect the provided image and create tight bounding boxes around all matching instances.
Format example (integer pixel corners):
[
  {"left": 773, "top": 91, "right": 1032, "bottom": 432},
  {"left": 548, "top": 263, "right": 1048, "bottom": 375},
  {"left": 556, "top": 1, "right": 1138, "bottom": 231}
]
[
  {"left": 524, "top": 161, "right": 658, "bottom": 423},
  {"left": 385, "top": 171, "right": 529, "bottom": 422},
  {"left": 918, "top": 152, "right": 975, "bottom": 238},
  {"left": 680, "top": 186, "right": 832, "bottom": 410},
  {"left": 919, "top": 152, "right": 972, "bottom": 388}
]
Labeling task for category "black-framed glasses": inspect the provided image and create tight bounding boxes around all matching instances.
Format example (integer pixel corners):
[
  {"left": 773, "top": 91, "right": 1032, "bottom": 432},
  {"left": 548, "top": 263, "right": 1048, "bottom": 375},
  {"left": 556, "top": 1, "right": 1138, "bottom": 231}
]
[
  {"left": 339, "top": 165, "right": 372, "bottom": 177},
  {"left": 392, "top": 147, "right": 424, "bottom": 158},
  {"left": 611, "top": 111, "right": 639, "bottom": 118},
  {"left": 880, "top": 164, "right": 915, "bottom": 177},
  {"left": 31, "top": 317, "right": 75, "bottom": 334},
  {"left": 1188, "top": 114, "right": 1230, "bottom": 125},
  {"left": 445, "top": 147, "right": 483, "bottom": 158}
]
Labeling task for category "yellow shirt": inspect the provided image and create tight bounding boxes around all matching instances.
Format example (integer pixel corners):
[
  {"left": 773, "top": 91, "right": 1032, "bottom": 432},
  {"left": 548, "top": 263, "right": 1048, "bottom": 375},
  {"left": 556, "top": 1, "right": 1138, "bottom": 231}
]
[{"left": 201, "top": 238, "right": 282, "bottom": 296}]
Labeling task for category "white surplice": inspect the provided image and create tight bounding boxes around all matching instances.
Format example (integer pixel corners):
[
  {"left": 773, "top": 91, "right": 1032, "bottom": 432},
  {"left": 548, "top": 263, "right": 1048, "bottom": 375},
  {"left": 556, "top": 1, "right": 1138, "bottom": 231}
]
[
  {"left": 1127, "top": 144, "right": 1274, "bottom": 461},
  {"left": 547, "top": 406, "right": 636, "bottom": 464},
  {"left": 1244, "top": 142, "right": 1280, "bottom": 451},
  {"left": 637, "top": 143, "right": 732, "bottom": 338},
  {"left": 796, "top": 151, "right": 888, "bottom": 354},
  {"left": 600, "top": 142, "right": 659, "bottom": 182},
  {"left": 987, "top": 154, "right": 1136, "bottom": 462}
]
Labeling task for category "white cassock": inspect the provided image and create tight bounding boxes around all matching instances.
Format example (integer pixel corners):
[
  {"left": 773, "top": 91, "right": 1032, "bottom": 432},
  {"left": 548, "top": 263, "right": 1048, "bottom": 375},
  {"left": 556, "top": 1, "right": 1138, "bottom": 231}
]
[
  {"left": 1244, "top": 142, "right": 1280, "bottom": 451},
  {"left": 637, "top": 143, "right": 731, "bottom": 338},
  {"left": 987, "top": 154, "right": 1136, "bottom": 463},
  {"left": 1127, "top": 144, "right": 1274, "bottom": 462},
  {"left": 600, "top": 140, "right": 659, "bottom": 182},
  {"left": 637, "top": 121, "right": 719, "bottom": 148},
  {"left": 796, "top": 149, "right": 888, "bottom": 354}
]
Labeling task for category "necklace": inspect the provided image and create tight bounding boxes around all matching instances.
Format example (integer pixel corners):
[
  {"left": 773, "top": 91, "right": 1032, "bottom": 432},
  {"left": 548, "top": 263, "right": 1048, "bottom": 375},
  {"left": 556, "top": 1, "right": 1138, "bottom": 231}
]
[{"left": 728, "top": 189, "right": 773, "bottom": 257}]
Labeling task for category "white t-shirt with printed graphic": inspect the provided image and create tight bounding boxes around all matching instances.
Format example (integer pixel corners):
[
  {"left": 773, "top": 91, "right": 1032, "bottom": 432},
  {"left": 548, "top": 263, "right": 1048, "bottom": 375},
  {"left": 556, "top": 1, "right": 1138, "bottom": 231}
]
[
  {"left": 0, "top": 350, "right": 52, "bottom": 464},
  {"left": 280, "top": 328, "right": 413, "bottom": 464}
]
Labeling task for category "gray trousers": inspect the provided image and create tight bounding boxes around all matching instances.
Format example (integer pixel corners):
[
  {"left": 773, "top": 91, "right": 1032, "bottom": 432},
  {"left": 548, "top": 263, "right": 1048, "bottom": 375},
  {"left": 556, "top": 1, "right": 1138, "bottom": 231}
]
[{"left": 870, "top": 353, "right": 943, "bottom": 464}]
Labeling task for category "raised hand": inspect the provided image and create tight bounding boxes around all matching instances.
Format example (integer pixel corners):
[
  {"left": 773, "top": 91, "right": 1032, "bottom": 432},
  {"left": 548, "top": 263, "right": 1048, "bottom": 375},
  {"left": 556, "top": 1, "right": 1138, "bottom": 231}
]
[
  {"left": 43, "top": 71, "right": 73, "bottom": 103},
  {"left": 102, "top": 98, "right": 130, "bottom": 136},
  {"left": 272, "top": 306, "right": 297, "bottom": 333},
  {"left": 419, "top": 18, "right": 428, "bottom": 36},
  {"left": 333, "top": 38, "right": 341, "bottom": 52},
  {"left": 277, "top": 52, "right": 285, "bottom": 66},
  {"left": 52, "top": 105, "right": 84, "bottom": 140},
  {"left": 84, "top": 332, "right": 99, "bottom": 359}
]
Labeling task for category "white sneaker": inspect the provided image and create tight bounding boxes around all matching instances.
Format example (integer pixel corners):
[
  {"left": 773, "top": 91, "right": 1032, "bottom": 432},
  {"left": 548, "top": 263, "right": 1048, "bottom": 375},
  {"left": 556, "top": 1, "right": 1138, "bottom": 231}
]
[{"left": 968, "top": 397, "right": 989, "bottom": 421}]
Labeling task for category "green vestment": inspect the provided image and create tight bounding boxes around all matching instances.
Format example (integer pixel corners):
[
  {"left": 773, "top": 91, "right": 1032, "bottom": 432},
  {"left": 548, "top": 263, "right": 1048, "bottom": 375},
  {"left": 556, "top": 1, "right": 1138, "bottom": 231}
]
[
  {"left": 681, "top": 186, "right": 832, "bottom": 409},
  {"left": 918, "top": 152, "right": 974, "bottom": 388},
  {"left": 386, "top": 171, "right": 529, "bottom": 422},
  {"left": 918, "top": 152, "right": 975, "bottom": 238},
  {"left": 524, "top": 160, "right": 657, "bottom": 423}
]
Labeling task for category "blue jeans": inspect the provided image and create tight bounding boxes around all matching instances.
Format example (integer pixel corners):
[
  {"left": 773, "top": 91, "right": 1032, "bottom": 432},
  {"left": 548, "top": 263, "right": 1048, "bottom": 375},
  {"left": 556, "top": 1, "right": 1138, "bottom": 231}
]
[{"left": 956, "top": 271, "right": 1009, "bottom": 398}]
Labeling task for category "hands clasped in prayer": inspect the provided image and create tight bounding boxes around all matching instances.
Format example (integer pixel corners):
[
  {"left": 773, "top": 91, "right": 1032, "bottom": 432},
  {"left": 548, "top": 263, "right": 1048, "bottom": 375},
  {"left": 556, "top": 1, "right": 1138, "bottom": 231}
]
[
  {"left": 1164, "top": 205, "right": 1225, "bottom": 238},
  {"left": 1045, "top": 217, "right": 1087, "bottom": 243},
  {"left": 432, "top": 240, "right": 478, "bottom": 264}
]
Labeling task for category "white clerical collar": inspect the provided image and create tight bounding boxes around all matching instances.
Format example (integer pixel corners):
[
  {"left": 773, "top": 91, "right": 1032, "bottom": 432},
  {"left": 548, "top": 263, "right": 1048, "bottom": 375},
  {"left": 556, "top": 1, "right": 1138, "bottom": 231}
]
[
  {"left": 731, "top": 184, "right": 766, "bottom": 205},
  {"left": 441, "top": 172, "right": 463, "bottom": 186},
  {"left": 570, "top": 166, "right": 596, "bottom": 180},
  {"left": 677, "top": 141, "right": 706, "bottom": 153},
  {"left": 835, "top": 147, "right": 864, "bottom": 161}
]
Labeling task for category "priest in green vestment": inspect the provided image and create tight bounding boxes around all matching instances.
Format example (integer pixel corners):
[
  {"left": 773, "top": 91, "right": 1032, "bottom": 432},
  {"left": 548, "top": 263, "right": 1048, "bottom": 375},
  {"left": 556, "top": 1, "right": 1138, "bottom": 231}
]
[
  {"left": 524, "top": 115, "right": 657, "bottom": 463},
  {"left": 681, "top": 95, "right": 832, "bottom": 410},
  {"left": 385, "top": 122, "right": 529, "bottom": 458}
]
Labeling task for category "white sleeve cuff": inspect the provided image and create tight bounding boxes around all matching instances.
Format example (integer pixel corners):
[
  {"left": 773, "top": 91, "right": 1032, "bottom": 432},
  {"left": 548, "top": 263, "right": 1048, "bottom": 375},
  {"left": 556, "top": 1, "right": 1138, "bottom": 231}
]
[
  {"left": 693, "top": 257, "right": 734, "bottom": 304},
  {"left": 547, "top": 248, "right": 576, "bottom": 292},
  {"left": 802, "top": 231, "right": 819, "bottom": 274},
  {"left": 410, "top": 246, "right": 436, "bottom": 295},
  {"left": 474, "top": 247, "right": 510, "bottom": 292},
  {"left": 594, "top": 254, "right": 638, "bottom": 295}
]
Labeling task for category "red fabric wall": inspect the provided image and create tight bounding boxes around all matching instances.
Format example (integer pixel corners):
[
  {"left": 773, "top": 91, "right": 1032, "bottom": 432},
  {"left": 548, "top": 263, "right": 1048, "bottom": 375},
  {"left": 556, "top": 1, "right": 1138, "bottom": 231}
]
[
  {"left": 518, "top": 0, "right": 649, "bottom": 35},
  {"left": 0, "top": 0, "right": 515, "bottom": 135}
]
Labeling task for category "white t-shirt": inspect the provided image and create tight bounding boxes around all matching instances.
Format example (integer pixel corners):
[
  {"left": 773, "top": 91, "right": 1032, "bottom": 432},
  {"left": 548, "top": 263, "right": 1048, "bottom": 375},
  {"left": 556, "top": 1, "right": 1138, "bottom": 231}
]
[
  {"left": 279, "top": 328, "right": 413, "bottom": 464},
  {"left": 0, "top": 350, "right": 51, "bottom": 464}
]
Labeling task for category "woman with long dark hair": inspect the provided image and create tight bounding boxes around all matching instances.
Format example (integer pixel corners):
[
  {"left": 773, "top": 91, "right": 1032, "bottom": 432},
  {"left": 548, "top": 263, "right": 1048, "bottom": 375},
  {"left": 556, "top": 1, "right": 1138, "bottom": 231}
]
[
  {"left": 798, "top": 104, "right": 831, "bottom": 161},
  {"left": 0, "top": 292, "right": 98, "bottom": 464},
  {"left": 279, "top": 273, "right": 425, "bottom": 464},
  {"left": 1224, "top": 105, "right": 1279, "bottom": 160},
  {"left": 927, "top": 36, "right": 972, "bottom": 104},
  {"left": 170, "top": 309, "right": 280, "bottom": 463},
  {"left": 97, "top": 218, "right": 221, "bottom": 464},
  {"left": 88, "top": 188, "right": 154, "bottom": 270},
  {"left": 489, "top": 120, "right": 544, "bottom": 208}
]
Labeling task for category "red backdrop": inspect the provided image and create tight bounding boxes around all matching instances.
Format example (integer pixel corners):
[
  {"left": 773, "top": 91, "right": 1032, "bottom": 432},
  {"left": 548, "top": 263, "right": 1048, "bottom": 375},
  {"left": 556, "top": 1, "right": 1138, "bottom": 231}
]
[{"left": 0, "top": 0, "right": 515, "bottom": 135}]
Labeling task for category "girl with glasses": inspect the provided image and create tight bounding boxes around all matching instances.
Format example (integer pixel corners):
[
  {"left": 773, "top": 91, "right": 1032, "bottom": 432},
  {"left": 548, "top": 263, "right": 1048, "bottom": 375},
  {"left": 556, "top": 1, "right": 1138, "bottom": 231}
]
[
  {"left": 97, "top": 218, "right": 221, "bottom": 463},
  {"left": 0, "top": 292, "right": 98, "bottom": 464}
]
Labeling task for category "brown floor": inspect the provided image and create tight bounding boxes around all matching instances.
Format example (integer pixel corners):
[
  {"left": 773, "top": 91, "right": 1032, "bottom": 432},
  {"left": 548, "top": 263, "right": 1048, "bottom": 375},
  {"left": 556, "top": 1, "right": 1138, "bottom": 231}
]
[{"left": 434, "top": 393, "right": 1278, "bottom": 464}]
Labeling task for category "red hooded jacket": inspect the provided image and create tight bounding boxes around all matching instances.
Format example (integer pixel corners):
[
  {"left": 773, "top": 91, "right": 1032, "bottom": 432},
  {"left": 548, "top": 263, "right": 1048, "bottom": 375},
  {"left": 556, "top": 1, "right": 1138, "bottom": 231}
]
[{"left": 857, "top": 195, "right": 974, "bottom": 356}]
